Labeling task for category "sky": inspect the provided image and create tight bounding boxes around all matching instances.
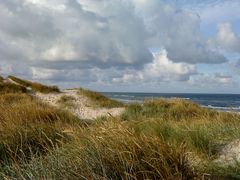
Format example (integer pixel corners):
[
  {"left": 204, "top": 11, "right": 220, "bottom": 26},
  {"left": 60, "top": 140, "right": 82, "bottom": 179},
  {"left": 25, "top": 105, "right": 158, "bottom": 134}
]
[{"left": 0, "top": 0, "right": 240, "bottom": 93}]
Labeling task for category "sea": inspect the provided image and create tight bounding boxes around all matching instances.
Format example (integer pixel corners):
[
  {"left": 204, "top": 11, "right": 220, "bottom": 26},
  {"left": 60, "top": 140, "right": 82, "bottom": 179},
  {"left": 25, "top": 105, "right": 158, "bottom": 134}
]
[{"left": 102, "top": 92, "right": 240, "bottom": 112}]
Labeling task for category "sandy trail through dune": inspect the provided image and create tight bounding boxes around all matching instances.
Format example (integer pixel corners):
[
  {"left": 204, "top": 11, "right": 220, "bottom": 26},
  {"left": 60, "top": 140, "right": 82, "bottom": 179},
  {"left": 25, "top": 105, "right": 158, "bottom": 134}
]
[{"left": 35, "top": 89, "right": 125, "bottom": 120}]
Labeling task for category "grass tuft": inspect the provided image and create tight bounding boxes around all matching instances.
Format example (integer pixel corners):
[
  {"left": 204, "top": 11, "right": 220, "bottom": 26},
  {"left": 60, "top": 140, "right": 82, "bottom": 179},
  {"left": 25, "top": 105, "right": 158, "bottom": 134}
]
[
  {"left": 0, "top": 83, "right": 27, "bottom": 93},
  {"left": 122, "top": 99, "right": 240, "bottom": 158},
  {"left": 8, "top": 75, "right": 60, "bottom": 93},
  {"left": 57, "top": 95, "right": 76, "bottom": 108},
  {"left": 0, "top": 93, "right": 240, "bottom": 179},
  {"left": 0, "top": 93, "right": 81, "bottom": 164},
  {"left": 122, "top": 98, "right": 212, "bottom": 121},
  {"left": 1, "top": 120, "right": 197, "bottom": 179},
  {"left": 78, "top": 88, "right": 124, "bottom": 108},
  {"left": 0, "top": 75, "right": 4, "bottom": 82}
]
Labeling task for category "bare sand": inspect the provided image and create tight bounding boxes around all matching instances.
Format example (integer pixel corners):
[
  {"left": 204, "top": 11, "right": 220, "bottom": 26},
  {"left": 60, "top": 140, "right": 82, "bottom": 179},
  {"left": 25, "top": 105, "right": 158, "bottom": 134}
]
[
  {"left": 35, "top": 89, "right": 125, "bottom": 120},
  {"left": 213, "top": 139, "right": 240, "bottom": 166}
]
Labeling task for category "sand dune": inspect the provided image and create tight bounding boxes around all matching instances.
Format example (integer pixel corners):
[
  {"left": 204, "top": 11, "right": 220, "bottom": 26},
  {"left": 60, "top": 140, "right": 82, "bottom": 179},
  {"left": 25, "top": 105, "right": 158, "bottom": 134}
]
[{"left": 35, "top": 89, "right": 125, "bottom": 120}]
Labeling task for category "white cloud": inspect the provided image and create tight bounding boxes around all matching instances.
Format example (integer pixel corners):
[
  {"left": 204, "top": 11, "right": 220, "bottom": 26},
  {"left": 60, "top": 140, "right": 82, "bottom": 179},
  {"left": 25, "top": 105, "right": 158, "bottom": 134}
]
[
  {"left": 130, "top": 0, "right": 227, "bottom": 64},
  {"left": 0, "top": 0, "right": 227, "bottom": 69},
  {"left": 31, "top": 50, "right": 196, "bottom": 86},
  {"left": 41, "top": 41, "right": 79, "bottom": 61},
  {"left": 31, "top": 67, "right": 98, "bottom": 83},
  {"left": 0, "top": 0, "right": 231, "bottom": 90},
  {"left": 189, "top": 73, "right": 235, "bottom": 87},
  {"left": 144, "top": 51, "right": 197, "bottom": 81},
  {"left": 24, "top": 0, "right": 66, "bottom": 12},
  {"left": 113, "top": 50, "right": 197, "bottom": 84},
  {"left": 0, "top": 0, "right": 152, "bottom": 69},
  {"left": 210, "top": 23, "right": 240, "bottom": 52}
]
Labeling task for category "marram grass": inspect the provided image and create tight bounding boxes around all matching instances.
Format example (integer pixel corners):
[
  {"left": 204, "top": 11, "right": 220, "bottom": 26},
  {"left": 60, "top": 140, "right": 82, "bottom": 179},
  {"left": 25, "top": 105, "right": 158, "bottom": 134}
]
[
  {"left": 0, "top": 75, "right": 4, "bottom": 82},
  {"left": 78, "top": 88, "right": 124, "bottom": 108},
  {"left": 57, "top": 95, "right": 76, "bottom": 109},
  {"left": 0, "top": 82, "right": 27, "bottom": 93},
  {"left": 1, "top": 120, "right": 197, "bottom": 179},
  {"left": 0, "top": 92, "right": 240, "bottom": 179},
  {"left": 8, "top": 75, "right": 60, "bottom": 93},
  {"left": 0, "top": 93, "right": 81, "bottom": 164}
]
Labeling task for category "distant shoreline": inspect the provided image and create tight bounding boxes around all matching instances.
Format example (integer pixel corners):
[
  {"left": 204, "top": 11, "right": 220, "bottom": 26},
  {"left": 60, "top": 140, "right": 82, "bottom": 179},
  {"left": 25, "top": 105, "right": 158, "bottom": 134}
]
[{"left": 102, "top": 92, "right": 240, "bottom": 113}]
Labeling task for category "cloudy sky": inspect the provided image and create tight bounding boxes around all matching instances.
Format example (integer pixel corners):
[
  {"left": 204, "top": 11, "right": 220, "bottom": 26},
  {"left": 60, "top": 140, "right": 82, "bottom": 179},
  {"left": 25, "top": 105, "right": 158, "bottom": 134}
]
[{"left": 0, "top": 0, "right": 240, "bottom": 93}]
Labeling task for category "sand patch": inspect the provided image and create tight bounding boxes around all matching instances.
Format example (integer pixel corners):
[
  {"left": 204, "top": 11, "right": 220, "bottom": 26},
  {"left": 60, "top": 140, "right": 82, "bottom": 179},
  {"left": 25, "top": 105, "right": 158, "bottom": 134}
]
[{"left": 35, "top": 89, "right": 125, "bottom": 120}]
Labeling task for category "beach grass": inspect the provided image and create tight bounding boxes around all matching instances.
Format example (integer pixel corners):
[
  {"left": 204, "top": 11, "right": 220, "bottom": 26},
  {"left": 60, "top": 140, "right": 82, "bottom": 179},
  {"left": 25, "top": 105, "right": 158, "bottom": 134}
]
[
  {"left": 57, "top": 95, "right": 76, "bottom": 108},
  {"left": 77, "top": 88, "right": 124, "bottom": 108},
  {"left": 0, "top": 91, "right": 240, "bottom": 179},
  {"left": 0, "top": 82, "right": 27, "bottom": 93},
  {"left": 1, "top": 120, "right": 197, "bottom": 179},
  {"left": 122, "top": 99, "right": 240, "bottom": 157},
  {"left": 0, "top": 75, "right": 4, "bottom": 82},
  {"left": 8, "top": 75, "right": 60, "bottom": 93},
  {"left": 0, "top": 93, "right": 81, "bottom": 165}
]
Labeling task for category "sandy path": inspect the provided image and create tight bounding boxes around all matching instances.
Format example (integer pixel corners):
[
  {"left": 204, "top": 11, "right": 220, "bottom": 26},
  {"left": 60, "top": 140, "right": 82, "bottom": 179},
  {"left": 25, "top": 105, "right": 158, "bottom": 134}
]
[
  {"left": 35, "top": 89, "right": 125, "bottom": 120},
  {"left": 213, "top": 139, "right": 240, "bottom": 166}
]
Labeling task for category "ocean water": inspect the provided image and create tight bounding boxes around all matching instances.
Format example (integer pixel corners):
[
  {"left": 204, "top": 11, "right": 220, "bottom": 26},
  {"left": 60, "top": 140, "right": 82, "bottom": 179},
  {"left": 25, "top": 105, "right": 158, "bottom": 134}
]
[{"left": 102, "top": 92, "right": 240, "bottom": 112}]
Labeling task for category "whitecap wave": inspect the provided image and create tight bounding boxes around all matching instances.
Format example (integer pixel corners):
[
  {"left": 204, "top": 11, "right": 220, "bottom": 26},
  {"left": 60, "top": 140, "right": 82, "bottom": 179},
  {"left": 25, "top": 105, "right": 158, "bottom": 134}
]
[{"left": 202, "top": 105, "right": 240, "bottom": 111}]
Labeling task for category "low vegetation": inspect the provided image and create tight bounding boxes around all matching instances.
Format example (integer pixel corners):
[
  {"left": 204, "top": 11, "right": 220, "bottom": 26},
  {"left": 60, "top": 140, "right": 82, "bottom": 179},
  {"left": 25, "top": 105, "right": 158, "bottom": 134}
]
[
  {"left": 0, "top": 82, "right": 27, "bottom": 93},
  {"left": 57, "top": 95, "right": 76, "bottom": 108},
  {"left": 1, "top": 120, "right": 197, "bottom": 179},
  {"left": 0, "top": 88, "right": 240, "bottom": 179},
  {"left": 0, "top": 75, "right": 4, "bottom": 82},
  {"left": 127, "top": 100, "right": 240, "bottom": 151},
  {"left": 78, "top": 88, "right": 124, "bottom": 108},
  {"left": 0, "top": 93, "right": 81, "bottom": 165},
  {"left": 8, "top": 75, "right": 60, "bottom": 93}
]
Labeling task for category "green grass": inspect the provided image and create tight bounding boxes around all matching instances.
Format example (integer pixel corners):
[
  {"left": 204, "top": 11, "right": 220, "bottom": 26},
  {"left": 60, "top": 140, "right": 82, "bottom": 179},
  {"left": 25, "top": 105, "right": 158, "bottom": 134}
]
[
  {"left": 78, "top": 88, "right": 124, "bottom": 108},
  {"left": 57, "top": 95, "right": 76, "bottom": 109},
  {"left": 0, "top": 93, "right": 81, "bottom": 165},
  {"left": 122, "top": 99, "right": 240, "bottom": 158},
  {"left": 8, "top": 75, "right": 60, "bottom": 93},
  {"left": 204, "top": 161, "right": 240, "bottom": 179},
  {"left": 0, "top": 94, "right": 240, "bottom": 179},
  {"left": 121, "top": 98, "right": 214, "bottom": 121},
  {"left": 1, "top": 120, "right": 197, "bottom": 179}
]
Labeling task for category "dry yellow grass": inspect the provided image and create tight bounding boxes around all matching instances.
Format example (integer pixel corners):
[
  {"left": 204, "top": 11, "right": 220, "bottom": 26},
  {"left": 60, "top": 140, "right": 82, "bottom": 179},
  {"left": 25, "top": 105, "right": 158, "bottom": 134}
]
[
  {"left": 0, "top": 82, "right": 27, "bottom": 93},
  {"left": 78, "top": 88, "right": 124, "bottom": 108},
  {"left": 1, "top": 120, "right": 197, "bottom": 179},
  {"left": 0, "top": 75, "right": 4, "bottom": 82},
  {"left": 0, "top": 93, "right": 81, "bottom": 164},
  {"left": 8, "top": 75, "right": 60, "bottom": 93},
  {"left": 122, "top": 99, "right": 240, "bottom": 156},
  {"left": 57, "top": 95, "right": 76, "bottom": 108},
  {"left": 0, "top": 93, "right": 240, "bottom": 179}
]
